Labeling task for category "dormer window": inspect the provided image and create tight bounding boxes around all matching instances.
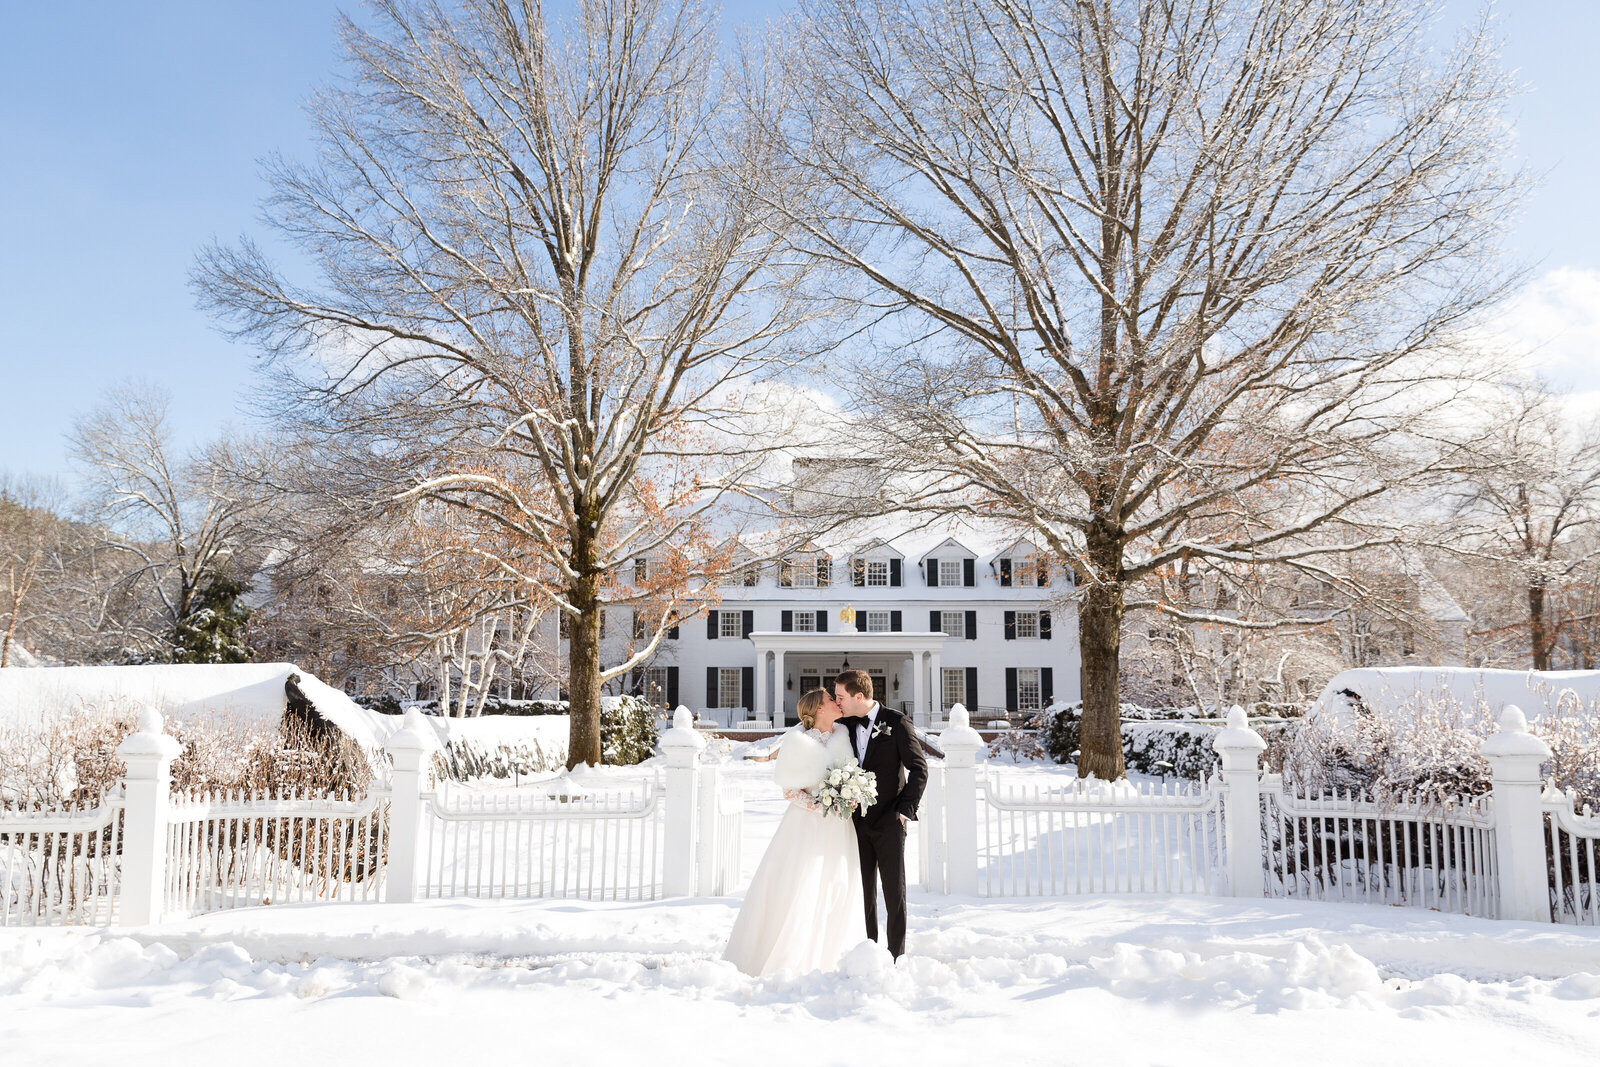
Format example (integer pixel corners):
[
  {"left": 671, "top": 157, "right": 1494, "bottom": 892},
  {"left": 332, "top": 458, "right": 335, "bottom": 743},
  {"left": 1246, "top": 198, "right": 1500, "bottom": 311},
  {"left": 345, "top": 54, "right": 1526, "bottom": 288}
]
[
  {"left": 742, "top": 561, "right": 760, "bottom": 587},
  {"left": 866, "top": 560, "right": 889, "bottom": 587},
  {"left": 938, "top": 559, "right": 962, "bottom": 586},
  {"left": 998, "top": 550, "right": 1050, "bottom": 588}
]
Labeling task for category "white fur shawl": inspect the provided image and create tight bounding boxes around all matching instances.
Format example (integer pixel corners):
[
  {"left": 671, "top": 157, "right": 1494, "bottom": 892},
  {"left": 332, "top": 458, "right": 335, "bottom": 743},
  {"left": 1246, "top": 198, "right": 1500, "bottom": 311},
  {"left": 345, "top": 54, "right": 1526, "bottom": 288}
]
[{"left": 773, "top": 727, "right": 855, "bottom": 791}]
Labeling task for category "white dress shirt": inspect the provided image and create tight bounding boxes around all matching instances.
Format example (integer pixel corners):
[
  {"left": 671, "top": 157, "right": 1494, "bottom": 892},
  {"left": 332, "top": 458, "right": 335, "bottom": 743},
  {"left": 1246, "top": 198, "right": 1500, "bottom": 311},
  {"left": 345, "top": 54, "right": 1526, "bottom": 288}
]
[{"left": 853, "top": 701, "right": 881, "bottom": 761}]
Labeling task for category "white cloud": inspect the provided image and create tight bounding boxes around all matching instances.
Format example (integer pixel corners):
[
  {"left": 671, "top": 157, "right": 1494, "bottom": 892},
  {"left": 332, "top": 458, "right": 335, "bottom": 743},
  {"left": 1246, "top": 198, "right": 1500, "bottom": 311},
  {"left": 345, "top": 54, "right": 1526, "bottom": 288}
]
[{"left": 1484, "top": 265, "right": 1600, "bottom": 414}]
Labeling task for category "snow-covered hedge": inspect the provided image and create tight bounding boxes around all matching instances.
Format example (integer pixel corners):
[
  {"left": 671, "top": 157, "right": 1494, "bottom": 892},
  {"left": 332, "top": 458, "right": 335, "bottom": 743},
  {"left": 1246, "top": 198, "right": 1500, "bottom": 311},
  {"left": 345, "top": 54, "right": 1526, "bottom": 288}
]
[{"left": 1040, "top": 703, "right": 1299, "bottom": 780}]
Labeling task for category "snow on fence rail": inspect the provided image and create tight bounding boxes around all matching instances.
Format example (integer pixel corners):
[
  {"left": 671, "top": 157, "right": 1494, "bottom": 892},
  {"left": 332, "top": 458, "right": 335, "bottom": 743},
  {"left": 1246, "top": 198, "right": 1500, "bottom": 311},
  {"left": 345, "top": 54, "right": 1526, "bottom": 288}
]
[
  {"left": 0, "top": 795, "right": 124, "bottom": 927},
  {"left": 1259, "top": 782, "right": 1498, "bottom": 916},
  {"left": 163, "top": 789, "right": 389, "bottom": 917}
]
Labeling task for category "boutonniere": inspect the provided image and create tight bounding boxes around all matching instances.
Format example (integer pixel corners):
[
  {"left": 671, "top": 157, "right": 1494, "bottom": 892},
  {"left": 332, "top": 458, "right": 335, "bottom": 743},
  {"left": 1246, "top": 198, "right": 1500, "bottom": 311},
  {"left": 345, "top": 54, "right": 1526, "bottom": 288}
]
[{"left": 871, "top": 723, "right": 893, "bottom": 740}]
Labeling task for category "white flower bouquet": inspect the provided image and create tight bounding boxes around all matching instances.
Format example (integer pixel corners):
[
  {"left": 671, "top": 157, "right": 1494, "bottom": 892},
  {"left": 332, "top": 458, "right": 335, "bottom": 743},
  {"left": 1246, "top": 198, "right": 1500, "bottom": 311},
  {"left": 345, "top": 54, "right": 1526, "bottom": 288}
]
[{"left": 814, "top": 763, "right": 877, "bottom": 820}]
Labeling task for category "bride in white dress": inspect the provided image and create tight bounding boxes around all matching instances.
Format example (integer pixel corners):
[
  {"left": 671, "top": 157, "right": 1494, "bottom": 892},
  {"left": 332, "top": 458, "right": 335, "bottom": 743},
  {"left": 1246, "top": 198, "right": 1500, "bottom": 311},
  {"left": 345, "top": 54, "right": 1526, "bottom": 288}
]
[{"left": 723, "top": 689, "right": 868, "bottom": 976}]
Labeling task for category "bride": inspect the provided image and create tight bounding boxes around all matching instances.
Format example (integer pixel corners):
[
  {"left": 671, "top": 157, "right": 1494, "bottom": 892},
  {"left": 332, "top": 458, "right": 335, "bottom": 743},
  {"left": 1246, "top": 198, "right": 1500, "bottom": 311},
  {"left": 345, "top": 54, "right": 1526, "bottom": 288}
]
[{"left": 723, "top": 688, "right": 867, "bottom": 976}]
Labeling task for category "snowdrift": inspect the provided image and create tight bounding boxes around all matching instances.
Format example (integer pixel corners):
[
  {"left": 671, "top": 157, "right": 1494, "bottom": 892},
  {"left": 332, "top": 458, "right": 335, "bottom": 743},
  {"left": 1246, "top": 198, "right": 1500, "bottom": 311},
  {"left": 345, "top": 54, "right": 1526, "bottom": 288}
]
[{"left": 1308, "top": 667, "right": 1600, "bottom": 729}]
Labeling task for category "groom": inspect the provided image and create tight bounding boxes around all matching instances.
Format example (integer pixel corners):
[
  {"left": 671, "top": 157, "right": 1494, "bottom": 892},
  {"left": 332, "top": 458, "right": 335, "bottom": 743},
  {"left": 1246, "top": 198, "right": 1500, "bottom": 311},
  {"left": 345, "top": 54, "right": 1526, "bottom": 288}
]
[{"left": 833, "top": 669, "right": 928, "bottom": 959}]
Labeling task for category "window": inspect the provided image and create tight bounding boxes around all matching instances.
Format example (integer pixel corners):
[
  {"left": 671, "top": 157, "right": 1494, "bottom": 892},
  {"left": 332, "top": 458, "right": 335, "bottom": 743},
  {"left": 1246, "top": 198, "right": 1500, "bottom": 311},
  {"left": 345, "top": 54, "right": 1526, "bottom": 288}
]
[
  {"left": 866, "top": 560, "right": 889, "bottom": 587},
  {"left": 719, "top": 611, "right": 744, "bottom": 639},
  {"left": 942, "top": 668, "right": 966, "bottom": 712},
  {"left": 719, "top": 668, "right": 743, "bottom": 709},
  {"left": 939, "top": 559, "right": 963, "bottom": 586},
  {"left": 940, "top": 611, "right": 966, "bottom": 639},
  {"left": 634, "top": 558, "right": 648, "bottom": 583},
  {"left": 791, "top": 557, "right": 818, "bottom": 587},
  {"left": 793, "top": 611, "right": 817, "bottom": 633},
  {"left": 1014, "top": 558, "right": 1037, "bottom": 587},
  {"left": 867, "top": 611, "right": 891, "bottom": 633},
  {"left": 1015, "top": 611, "right": 1040, "bottom": 639},
  {"left": 645, "top": 667, "right": 669, "bottom": 702},
  {"left": 1018, "top": 667, "right": 1042, "bottom": 711}
]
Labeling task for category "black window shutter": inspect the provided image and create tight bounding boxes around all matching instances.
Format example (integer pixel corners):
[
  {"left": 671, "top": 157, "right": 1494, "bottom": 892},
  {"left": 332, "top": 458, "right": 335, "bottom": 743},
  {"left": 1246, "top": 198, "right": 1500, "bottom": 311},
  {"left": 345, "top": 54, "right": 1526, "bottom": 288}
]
[
  {"left": 1041, "top": 667, "right": 1054, "bottom": 706},
  {"left": 706, "top": 667, "right": 719, "bottom": 708},
  {"left": 963, "top": 558, "right": 976, "bottom": 587},
  {"left": 1040, "top": 610, "right": 1052, "bottom": 640},
  {"left": 632, "top": 611, "right": 645, "bottom": 641},
  {"left": 628, "top": 669, "right": 642, "bottom": 697},
  {"left": 966, "top": 666, "right": 978, "bottom": 709},
  {"left": 927, "top": 557, "right": 939, "bottom": 587},
  {"left": 930, "top": 610, "right": 942, "bottom": 633},
  {"left": 707, "top": 611, "right": 719, "bottom": 640},
  {"left": 1006, "top": 667, "right": 1019, "bottom": 712},
  {"left": 741, "top": 666, "right": 755, "bottom": 710},
  {"left": 668, "top": 620, "right": 680, "bottom": 640},
  {"left": 817, "top": 558, "right": 831, "bottom": 587},
  {"left": 742, "top": 610, "right": 754, "bottom": 638},
  {"left": 852, "top": 558, "right": 865, "bottom": 586},
  {"left": 1038, "top": 560, "right": 1050, "bottom": 587},
  {"left": 965, "top": 609, "right": 978, "bottom": 640},
  {"left": 855, "top": 612, "right": 867, "bottom": 632},
  {"left": 1004, "top": 610, "right": 1017, "bottom": 640},
  {"left": 890, "top": 610, "right": 902, "bottom": 632},
  {"left": 999, "top": 558, "right": 1012, "bottom": 586},
  {"left": 666, "top": 666, "right": 679, "bottom": 708},
  {"left": 889, "top": 558, "right": 902, "bottom": 586},
  {"left": 781, "top": 610, "right": 793, "bottom": 632},
  {"left": 779, "top": 559, "right": 793, "bottom": 587},
  {"left": 816, "top": 611, "right": 828, "bottom": 633}
]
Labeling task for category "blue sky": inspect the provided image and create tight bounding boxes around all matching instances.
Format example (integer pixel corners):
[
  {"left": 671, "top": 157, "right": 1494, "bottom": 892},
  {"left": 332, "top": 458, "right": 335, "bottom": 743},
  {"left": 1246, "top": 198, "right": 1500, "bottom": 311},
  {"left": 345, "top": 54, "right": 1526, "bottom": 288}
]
[{"left": 3, "top": 1, "right": 1597, "bottom": 490}]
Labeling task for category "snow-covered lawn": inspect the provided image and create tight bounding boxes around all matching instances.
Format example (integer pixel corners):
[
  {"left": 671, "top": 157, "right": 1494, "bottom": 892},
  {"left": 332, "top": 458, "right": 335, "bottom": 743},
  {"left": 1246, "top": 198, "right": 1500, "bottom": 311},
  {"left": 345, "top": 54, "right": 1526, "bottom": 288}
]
[{"left": 4, "top": 754, "right": 1598, "bottom": 1065}]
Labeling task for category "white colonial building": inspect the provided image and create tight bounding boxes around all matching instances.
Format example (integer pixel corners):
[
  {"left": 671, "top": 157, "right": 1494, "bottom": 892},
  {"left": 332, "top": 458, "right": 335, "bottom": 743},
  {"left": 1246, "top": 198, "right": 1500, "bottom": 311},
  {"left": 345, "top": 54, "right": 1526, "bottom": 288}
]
[{"left": 610, "top": 520, "right": 1079, "bottom": 731}]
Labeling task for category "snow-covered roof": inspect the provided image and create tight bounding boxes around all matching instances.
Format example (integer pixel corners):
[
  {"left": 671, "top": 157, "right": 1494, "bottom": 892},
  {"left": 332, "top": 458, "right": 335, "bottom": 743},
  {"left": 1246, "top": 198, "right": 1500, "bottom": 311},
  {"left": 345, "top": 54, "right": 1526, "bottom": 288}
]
[
  {"left": 1307, "top": 667, "right": 1600, "bottom": 729},
  {"left": 0, "top": 663, "right": 405, "bottom": 753}
]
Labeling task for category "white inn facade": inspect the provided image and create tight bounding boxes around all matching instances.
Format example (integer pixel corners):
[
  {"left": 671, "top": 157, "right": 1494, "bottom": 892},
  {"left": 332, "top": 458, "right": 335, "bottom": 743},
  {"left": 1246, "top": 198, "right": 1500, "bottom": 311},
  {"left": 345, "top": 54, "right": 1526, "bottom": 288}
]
[{"left": 613, "top": 522, "right": 1079, "bottom": 730}]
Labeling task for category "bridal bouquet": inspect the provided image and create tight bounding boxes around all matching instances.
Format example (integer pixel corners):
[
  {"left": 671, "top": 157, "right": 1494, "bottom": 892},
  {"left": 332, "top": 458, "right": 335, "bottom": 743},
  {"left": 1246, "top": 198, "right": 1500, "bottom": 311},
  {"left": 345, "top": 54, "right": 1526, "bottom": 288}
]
[{"left": 815, "top": 764, "right": 877, "bottom": 820}]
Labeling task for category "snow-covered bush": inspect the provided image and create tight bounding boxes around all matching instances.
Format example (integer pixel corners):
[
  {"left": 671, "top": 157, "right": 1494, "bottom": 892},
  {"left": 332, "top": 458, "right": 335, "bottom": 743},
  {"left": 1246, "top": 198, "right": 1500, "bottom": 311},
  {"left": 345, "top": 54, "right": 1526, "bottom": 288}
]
[
  {"left": 1040, "top": 702, "right": 1298, "bottom": 780},
  {"left": 440, "top": 735, "right": 561, "bottom": 780},
  {"left": 602, "top": 694, "right": 658, "bottom": 765},
  {"left": 988, "top": 717, "right": 1048, "bottom": 762}
]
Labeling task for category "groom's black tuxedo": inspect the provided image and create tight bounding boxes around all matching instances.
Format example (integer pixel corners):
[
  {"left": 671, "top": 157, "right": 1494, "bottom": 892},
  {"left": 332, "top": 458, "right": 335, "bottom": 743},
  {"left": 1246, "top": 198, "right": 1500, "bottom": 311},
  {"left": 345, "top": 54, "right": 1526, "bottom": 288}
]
[{"left": 847, "top": 704, "right": 928, "bottom": 958}]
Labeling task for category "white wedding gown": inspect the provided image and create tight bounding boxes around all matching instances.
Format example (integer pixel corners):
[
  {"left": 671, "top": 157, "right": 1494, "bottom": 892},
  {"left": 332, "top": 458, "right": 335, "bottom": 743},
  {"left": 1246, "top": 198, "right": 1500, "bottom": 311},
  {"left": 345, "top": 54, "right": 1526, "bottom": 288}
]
[{"left": 723, "top": 726, "right": 867, "bottom": 976}]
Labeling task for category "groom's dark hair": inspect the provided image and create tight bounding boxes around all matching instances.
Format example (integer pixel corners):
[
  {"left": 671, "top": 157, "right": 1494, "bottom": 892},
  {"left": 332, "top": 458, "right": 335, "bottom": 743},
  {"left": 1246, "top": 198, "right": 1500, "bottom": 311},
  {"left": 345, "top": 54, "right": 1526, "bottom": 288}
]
[{"left": 834, "top": 669, "right": 873, "bottom": 701}]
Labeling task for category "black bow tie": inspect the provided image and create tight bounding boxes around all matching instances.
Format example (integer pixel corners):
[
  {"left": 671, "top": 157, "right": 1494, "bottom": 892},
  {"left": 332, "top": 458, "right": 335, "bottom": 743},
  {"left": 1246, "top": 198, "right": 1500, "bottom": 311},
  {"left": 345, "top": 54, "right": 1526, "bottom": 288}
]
[{"left": 837, "top": 714, "right": 870, "bottom": 728}]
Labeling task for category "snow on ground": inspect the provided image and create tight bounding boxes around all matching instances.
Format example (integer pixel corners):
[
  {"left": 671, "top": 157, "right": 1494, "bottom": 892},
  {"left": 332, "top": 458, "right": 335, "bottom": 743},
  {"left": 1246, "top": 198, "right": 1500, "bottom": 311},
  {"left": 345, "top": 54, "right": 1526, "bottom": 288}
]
[{"left": 3, "top": 753, "right": 1598, "bottom": 1065}]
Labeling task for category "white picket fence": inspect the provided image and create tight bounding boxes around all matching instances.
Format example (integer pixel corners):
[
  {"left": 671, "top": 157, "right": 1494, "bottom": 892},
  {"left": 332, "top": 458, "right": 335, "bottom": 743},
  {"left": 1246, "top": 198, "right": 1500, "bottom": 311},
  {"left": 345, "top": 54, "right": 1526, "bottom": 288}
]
[
  {"left": 0, "top": 707, "right": 742, "bottom": 926},
  {"left": 923, "top": 703, "right": 1583, "bottom": 925}
]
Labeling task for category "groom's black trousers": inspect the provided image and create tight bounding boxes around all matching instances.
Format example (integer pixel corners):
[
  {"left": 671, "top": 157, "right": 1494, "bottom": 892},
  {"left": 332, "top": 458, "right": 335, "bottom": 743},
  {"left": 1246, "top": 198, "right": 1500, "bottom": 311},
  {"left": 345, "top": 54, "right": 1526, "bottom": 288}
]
[{"left": 856, "top": 818, "right": 908, "bottom": 958}]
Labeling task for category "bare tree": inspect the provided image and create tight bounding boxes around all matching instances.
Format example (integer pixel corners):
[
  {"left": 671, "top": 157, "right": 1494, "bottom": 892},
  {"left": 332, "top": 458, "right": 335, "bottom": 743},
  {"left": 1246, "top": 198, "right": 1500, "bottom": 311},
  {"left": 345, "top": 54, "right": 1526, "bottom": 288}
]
[
  {"left": 1442, "top": 380, "right": 1600, "bottom": 669},
  {"left": 67, "top": 383, "right": 270, "bottom": 661},
  {"left": 773, "top": 0, "right": 1518, "bottom": 776},
  {"left": 0, "top": 474, "right": 70, "bottom": 667},
  {"left": 196, "top": 0, "right": 822, "bottom": 765}
]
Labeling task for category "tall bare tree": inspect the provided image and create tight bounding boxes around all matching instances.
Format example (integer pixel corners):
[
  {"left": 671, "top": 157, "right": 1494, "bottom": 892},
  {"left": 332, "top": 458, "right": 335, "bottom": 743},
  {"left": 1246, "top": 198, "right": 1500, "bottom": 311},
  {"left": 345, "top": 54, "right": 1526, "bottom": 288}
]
[
  {"left": 67, "top": 383, "right": 270, "bottom": 661},
  {"left": 1442, "top": 380, "right": 1600, "bottom": 669},
  {"left": 196, "top": 0, "right": 821, "bottom": 765},
  {"left": 0, "top": 474, "right": 70, "bottom": 667},
  {"left": 774, "top": 0, "right": 1518, "bottom": 776}
]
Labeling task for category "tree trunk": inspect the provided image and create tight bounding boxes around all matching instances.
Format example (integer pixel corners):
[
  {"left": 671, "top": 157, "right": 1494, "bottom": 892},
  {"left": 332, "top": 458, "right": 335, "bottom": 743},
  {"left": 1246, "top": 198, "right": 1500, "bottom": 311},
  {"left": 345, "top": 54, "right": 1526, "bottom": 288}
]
[
  {"left": 1077, "top": 523, "right": 1127, "bottom": 780},
  {"left": 1529, "top": 576, "right": 1550, "bottom": 671},
  {"left": 566, "top": 525, "right": 604, "bottom": 767}
]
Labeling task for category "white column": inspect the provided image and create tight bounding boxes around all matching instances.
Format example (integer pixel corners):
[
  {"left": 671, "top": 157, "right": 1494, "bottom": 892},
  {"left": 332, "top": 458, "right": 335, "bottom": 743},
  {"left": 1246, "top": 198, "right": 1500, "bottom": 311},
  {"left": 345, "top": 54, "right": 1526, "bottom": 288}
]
[
  {"left": 1212, "top": 705, "right": 1266, "bottom": 897},
  {"left": 773, "top": 647, "right": 786, "bottom": 726},
  {"left": 384, "top": 708, "right": 433, "bottom": 904},
  {"left": 939, "top": 704, "right": 985, "bottom": 896},
  {"left": 660, "top": 707, "right": 706, "bottom": 896},
  {"left": 115, "top": 707, "right": 181, "bottom": 926},
  {"left": 929, "top": 647, "right": 943, "bottom": 727},
  {"left": 753, "top": 649, "right": 770, "bottom": 722},
  {"left": 905, "top": 652, "right": 919, "bottom": 723},
  {"left": 1481, "top": 705, "right": 1554, "bottom": 922}
]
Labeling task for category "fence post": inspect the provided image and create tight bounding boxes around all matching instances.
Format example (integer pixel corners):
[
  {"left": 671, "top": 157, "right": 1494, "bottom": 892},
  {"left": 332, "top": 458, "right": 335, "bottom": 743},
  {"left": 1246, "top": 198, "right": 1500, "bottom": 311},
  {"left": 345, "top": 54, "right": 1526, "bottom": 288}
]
[
  {"left": 1213, "top": 704, "right": 1266, "bottom": 898},
  {"left": 116, "top": 707, "right": 181, "bottom": 926},
  {"left": 383, "top": 709, "right": 433, "bottom": 905},
  {"left": 661, "top": 706, "right": 706, "bottom": 897},
  {"left": 696, "top": 762, "right": 721, "bottom": 895},
  {"left": 1480, "top": 705, "right": 1553, "bottom": 923},
  {"left": 938, "top": 703, "right": 985, "bottom": 896}
]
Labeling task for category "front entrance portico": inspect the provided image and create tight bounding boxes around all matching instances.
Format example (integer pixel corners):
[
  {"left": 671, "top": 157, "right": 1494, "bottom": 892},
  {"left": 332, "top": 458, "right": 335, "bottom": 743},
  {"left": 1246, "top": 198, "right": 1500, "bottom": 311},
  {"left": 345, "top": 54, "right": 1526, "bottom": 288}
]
[{"left": 747, "top": 631, "right": 950, "bottom": 729}]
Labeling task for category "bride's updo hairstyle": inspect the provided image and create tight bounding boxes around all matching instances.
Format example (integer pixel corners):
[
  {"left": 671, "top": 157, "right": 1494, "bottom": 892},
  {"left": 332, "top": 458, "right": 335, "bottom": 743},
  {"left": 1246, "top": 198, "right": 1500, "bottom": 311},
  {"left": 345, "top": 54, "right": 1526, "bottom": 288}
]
[{"left": 795, "top": 689, "right": 828, "bottom": 730}]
